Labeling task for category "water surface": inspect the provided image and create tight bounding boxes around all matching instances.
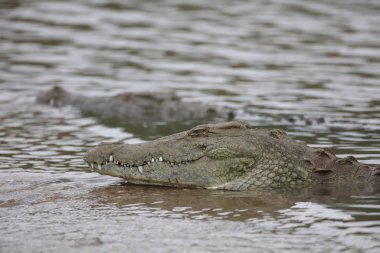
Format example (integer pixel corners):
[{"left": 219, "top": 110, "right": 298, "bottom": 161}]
[{"left": 1, "top": 0, "right": 380, "bottom": 252}]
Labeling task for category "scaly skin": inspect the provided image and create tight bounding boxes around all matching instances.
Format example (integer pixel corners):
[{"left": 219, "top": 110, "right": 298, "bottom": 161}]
[
  {"left": 84, "top": 121, "right": 380, "bottom": 191},
  {"left": 36, "top": 85, "right": 234, "bottom": 123}
]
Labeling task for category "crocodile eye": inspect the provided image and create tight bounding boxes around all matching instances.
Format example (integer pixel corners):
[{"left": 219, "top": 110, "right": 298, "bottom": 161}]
[{"left": 187, "top": 126, "right": 210, "bottom": 137}]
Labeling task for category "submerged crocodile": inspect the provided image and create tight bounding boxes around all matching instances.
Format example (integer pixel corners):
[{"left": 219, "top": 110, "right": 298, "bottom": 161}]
[
  {"left": 36, "top": 85, "right": 234, "bottom": 123},
  {"left": 84, "top": 121, "right": 380, "bottom": 191}
]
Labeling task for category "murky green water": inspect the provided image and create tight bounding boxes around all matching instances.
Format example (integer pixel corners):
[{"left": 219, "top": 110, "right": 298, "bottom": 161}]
[{"left": 1, "top": 0, "right": 380, "bottom": 252}]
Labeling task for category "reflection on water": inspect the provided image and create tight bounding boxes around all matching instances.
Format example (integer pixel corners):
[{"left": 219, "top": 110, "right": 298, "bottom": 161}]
[
  {"left": 1, "top": 170, "right": 379, "bottom": 252},
  {"left": 91, "top": 183, "right": 295, "bottom": 221},
  {"left": 1, "top": 0, "right": 380, "bottom": 252}
]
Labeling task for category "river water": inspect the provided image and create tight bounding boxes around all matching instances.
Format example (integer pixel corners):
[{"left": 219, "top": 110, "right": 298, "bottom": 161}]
[{"left": 1, "top": 0, "right": 380, "bottom": 252}]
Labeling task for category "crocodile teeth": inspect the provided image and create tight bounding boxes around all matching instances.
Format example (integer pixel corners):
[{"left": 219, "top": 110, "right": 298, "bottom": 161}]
[
  {"left": 109, "top": 155, "right": 113, "bottom": 162},
  {"left": 97, "top": 164, "right": 102, "bottom": 170},
  {"left": 151, "top": 158, "right": 155, "bottom": 162},
  {"left": 159, "top": 157, "right": 163, "bottom": 162},
  {"left": 49, "top": 99, "right": 55, "bottom": 106},
  {"left": 138, "top": 166, "right": 143, "bottom": 174},
  {"left": 90, "top": 163, "right": 94, "bottom": 169}
]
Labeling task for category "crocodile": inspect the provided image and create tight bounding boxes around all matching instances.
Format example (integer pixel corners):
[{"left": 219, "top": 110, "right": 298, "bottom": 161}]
[
  {"left": 36, "top": 85, "right": 234, "bottom": 123},
  {"left": 84, "top": 121, "right": 380, "bottom": 191}
]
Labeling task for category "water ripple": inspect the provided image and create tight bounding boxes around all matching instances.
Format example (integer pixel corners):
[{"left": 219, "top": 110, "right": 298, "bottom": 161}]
[{"left": 1, "top": 0, "right": 380, "bottom": 252}]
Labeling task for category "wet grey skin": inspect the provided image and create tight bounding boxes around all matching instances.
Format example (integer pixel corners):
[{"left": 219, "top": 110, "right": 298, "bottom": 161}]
[
  {"left": 36, "top": 86, "right": 234, "bottom": 123},
  {"left": 84, "top": 121, "right": 380, "bottom": 191}
]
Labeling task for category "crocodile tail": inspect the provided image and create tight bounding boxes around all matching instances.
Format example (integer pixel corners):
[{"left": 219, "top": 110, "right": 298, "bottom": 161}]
[{"left": 304, "top": 148, "right": 380, "bottom": 185}]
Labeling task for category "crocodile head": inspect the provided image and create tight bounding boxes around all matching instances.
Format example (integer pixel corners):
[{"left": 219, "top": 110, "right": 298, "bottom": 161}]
[
  {"left": 84, "top": 121, "right": 380, "bottom": 190},
  {"left": 36, "top": 85, "right": 72, "bottom": 107}
]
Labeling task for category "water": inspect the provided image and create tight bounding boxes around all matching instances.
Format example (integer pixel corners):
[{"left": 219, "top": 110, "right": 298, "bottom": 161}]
[{"left": 1, "top": 0, "right": 380, "bottom": 252}]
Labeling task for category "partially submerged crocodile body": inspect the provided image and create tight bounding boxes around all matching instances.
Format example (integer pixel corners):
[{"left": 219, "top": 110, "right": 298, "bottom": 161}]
[
  {"left": 37, "top": 86, "right": 234, "bottom": 123},
  {"left": 84, "top": 121, "right": 380, "bottom": 191}
]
